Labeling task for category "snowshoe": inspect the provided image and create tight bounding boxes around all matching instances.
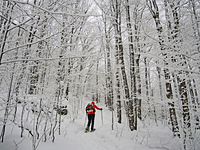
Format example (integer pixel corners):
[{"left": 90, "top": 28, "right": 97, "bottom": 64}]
[
  {"left": 85, "top": 127, "right": 89, "bottom": 133},
  {"left": 90, "top": 129, "right": 96, "bottom": 132}
]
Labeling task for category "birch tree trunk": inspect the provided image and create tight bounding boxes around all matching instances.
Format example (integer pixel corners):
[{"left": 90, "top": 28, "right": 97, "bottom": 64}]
[
  {"left": 125, "top": 0, "right": 137, "bottom": 130},
  {"left": 111, "top": 0, "right": 121, "bottom": 124},
  {"left": 166, "top": 1, "right": 194, "bottom": 148},
  {"left": 104, "top": 22, "right": 113, "bottom": 108},
  {"left": 111, "top": 0, "right": 131, "bottom": 127},
  {"left": 144, "top": 57, "right": 151, "bottom": 120},
  {"left": 147, "top": 0, "right": 180, "bottom": 136},
  {"left": 190, "top": 79, "right": 200, "bottom": 130},
  {"left": 96, "top": 58, "right": 99, "bottom": 103},
  {"left": 189, "top": 0, "right": 200, "bottom": 131},
  {"left": 27, "top": 0, "right": 42, "bottom": 95}
]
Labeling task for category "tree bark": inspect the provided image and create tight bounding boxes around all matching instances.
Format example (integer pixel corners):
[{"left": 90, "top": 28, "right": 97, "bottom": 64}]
[{"left": 147, "top": 0, "right": 180, "bottom": 136}]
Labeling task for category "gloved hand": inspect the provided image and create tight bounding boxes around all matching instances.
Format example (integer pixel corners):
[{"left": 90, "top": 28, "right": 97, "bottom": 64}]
[{"left": 101, "top": 108, "right": 103, "bottom": 110}]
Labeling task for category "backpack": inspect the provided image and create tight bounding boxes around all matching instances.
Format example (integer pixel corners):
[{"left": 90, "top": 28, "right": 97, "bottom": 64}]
[{"left": 86, "top": 103, "right": 94, "bottom": 113}]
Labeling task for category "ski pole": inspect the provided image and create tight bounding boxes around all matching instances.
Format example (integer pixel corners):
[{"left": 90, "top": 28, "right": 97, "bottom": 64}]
[
  {"left": 101, "top": 110, "right": 103, "bottom": 125},
  {"left": 84, "top": 114, "right": 87, "bottom": 127}
]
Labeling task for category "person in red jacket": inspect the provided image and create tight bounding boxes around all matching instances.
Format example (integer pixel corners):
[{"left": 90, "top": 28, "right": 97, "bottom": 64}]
[{"left": 85, "top": 101, "right": 102, "bottom": 132}]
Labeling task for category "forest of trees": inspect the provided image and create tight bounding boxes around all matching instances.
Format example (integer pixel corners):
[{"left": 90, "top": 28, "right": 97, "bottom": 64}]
[{"left": 0, "top": 0, "right": 199, "bottom": 150}]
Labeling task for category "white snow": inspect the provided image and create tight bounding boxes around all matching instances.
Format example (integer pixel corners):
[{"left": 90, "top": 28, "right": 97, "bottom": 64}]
[{"left": 0, "top": 105, "right": 184, "bottom": 150}]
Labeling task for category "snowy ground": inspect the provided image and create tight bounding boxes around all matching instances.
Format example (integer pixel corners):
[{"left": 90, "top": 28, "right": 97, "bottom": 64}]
[{"left": 0, "top": 104, "right": 185, "bottom": 150}]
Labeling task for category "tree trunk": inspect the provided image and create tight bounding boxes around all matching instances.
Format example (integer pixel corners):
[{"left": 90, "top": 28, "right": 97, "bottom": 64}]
[
  {"left": 96, "top": 58, "right": 99, "bottom": 103},
  {"left": 28, "top": 1, "right": 41, "bottom": 94},
  {"left": 111, "top": 0, "right": 121, "bottom": 124},
  {"left": 105, "top": 29, "right": 113, "bottom": 108},
  {"left": 187, "top": 79, "right": 200, "bottom": 131},
  {"left": 147, "top": 0, "right": 180, "bottom": 136},
  {"left": 0, "top": 1, "right": 13, "bottom": 64},
  {"left": 1, "top": 63, "right": 15, "bottom": 142},
  {"left": 192, "top": 79, "right": 200, "bottom": 130},
  {"left": 20, "top": 100, "right": 26, "bottom": 137},
  {"left": 144, "top": 57, "right": 150, "bottom": 118},
  {"left": 104, "top": 21, "right": 114, "bottom": 110},
  {"left": 125, "top": 0, "right": 137, "bottom": 130},
  {"left": 112, "top": 0, "right": 131, "bottom": 128}
]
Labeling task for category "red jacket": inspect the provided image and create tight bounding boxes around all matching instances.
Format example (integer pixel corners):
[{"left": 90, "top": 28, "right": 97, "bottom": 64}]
[{"left": 86, "top": 101, "right": 101, "bottom": 115}]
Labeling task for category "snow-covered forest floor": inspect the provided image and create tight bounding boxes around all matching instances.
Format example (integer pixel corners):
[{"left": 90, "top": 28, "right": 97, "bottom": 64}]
[
  {"left": 0, "top": 0, "right": 200, "bottom": 150},
  {"left": 1, "top": 100, "right": 197, "bottom": 150}
]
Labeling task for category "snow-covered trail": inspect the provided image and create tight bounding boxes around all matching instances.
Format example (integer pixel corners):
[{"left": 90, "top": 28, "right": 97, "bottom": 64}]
[
  {"left": 36, "top": 108, "right": 168, "bottom": 150},
  {"left": 37, "top": 108, "right": 137, "bottom": 150},
  {"left": 0, "top": 106, "right": 180, "bottom": 150}
]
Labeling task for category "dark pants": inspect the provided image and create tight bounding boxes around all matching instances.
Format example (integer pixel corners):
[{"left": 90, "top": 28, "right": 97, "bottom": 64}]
[{"left": 87, "top": 114, "right": 95, "bottom": 130}]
